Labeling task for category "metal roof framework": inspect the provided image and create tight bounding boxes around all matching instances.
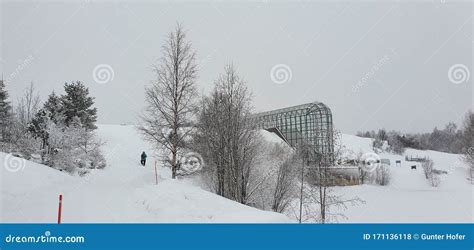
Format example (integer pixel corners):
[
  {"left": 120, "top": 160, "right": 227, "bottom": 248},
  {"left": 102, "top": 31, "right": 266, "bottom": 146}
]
[{"left": 254, "top": 102, "right": 334, "bottom": 164}]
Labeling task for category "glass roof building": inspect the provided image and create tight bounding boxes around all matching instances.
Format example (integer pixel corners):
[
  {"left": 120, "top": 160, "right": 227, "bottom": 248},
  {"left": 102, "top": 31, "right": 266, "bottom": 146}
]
[{"left": 254, "top": 102, "right": 334, "bottom": 164}]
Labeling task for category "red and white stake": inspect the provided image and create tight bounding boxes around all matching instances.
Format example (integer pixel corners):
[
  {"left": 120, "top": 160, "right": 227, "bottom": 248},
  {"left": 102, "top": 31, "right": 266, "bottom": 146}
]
[{"left": 57, "top": 194, "right": 62, "bottom": 224}]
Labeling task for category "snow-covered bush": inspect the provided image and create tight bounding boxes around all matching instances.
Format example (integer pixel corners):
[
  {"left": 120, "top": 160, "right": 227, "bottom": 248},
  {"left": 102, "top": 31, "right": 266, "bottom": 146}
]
[
  {"left": 12, "top": 132, "right": 40, "bottom": 160},
  {"left": 2, "top": 117, "right": 39, "bottom": 159},
  {"left": 45, "top": 118, "right": 105, "bottom": 173},
  {"left": 49, "top": 148, "right": 78, "bottom": 173},
  {"left": 87, "top": 149, "right": 107, "bottom": 169},
  {"left": 44, "top": 120, "right": 76, "bottom": 172}
]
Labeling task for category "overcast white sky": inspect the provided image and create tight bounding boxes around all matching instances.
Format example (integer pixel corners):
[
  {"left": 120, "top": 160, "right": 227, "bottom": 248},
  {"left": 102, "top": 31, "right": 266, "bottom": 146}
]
[{"left": 1, "top": 0, "right": 472, "bottom": 134}]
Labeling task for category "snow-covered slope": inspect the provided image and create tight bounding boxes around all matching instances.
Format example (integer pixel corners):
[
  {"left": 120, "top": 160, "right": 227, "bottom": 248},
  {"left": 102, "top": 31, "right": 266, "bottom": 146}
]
[
  {"left": 335, "top": 134, "right": 473, "bottom": 223},
  {"left": 2, "top": 126, "right": 471, "bottom": 223},
  {"left": 0, "top": 125, "right": 291, "bottom": 223}
]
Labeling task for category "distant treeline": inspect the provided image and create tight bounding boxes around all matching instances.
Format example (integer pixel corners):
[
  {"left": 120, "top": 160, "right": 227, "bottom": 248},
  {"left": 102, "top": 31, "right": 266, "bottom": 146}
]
[{"left": 357, "top": 110, "right": 473, "bottom": 155}]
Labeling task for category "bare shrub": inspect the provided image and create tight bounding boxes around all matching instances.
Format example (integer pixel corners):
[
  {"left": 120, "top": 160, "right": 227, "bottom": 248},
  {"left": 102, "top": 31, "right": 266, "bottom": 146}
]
[
  {"left": 375, "top": 165, "right": 391, "bottom": 186},
  {"left": 422, "top": 159, "right": 434, "bottom": 179},
  {"left": 272, "top": 147, "right": 298, "bottom": 213},
  {"left": 430, "top": 174, "right": 441, "bottom": 187},
  {"left": 359, "top": 168, "right": 370, "bottom": 184},
  {"left": 422, "top": 159, "right": 443, "bottom": 187}
]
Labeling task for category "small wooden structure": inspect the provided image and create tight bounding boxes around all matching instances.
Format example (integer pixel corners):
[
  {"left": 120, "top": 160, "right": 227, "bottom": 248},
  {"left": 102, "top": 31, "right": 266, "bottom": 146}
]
[{"left": 395, "top": 160, "right": 401, "bottom": 167}]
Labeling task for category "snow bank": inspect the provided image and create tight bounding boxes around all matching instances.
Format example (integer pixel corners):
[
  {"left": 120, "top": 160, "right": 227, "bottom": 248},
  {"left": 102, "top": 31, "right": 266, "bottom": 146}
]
[
  {"left": 134, "top": 180, "right": 291, "bottom": 223},
  {"left": 1, "top": 152, "right": 78, "bottom": 222},
  {"left": 0, "top": 125, "right": 291, "bottom": 223}
]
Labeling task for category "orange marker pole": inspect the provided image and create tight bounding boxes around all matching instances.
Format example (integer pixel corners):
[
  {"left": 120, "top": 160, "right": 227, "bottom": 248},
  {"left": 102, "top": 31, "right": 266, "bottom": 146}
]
[{"left": 57, "top": 194, "right": 63, "bottom": 224}]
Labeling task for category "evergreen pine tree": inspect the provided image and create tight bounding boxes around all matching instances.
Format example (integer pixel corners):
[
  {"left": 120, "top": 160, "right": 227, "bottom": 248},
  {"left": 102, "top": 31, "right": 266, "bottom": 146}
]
[
  {"left": 0, "top": 79, "right": 13, "bottom": 142},
  {"left": 60, "top": 81, "right": 98, "bottom": 130},
  {"left": 43, "top": 92, "right": 63, "bottom": 122},
  {"left": 29, "top": 92, "right": 64, "bottom": 150}
]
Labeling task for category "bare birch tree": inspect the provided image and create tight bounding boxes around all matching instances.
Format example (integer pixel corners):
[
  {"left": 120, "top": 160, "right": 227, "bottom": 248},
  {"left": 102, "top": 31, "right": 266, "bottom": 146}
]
[
  {"left": 193, "top": 64, "right": 259, "bottom": 204},
  {"left": 16, "top": 82, "right": 40, "bottom": 128},
  {"left": 140, "top": 24, "right": 197, "bottom": 179},
  {"left": 6, "top": 82, "right": 41, "bottom": 156}
]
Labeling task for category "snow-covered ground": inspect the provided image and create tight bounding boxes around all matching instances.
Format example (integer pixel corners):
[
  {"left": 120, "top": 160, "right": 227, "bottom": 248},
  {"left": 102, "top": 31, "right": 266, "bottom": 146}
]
[
  {"left": 335, "top": 134, "right": 473, "bottom": 223},
  {"left": 0, "top": 125, "right": 291, "bottom": 223},
  {"left": 1, "top": 125, "right": 472, "bottom": 223}
]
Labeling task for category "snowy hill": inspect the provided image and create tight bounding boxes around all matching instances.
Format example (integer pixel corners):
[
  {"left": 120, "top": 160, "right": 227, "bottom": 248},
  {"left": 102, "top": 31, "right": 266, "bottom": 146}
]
[
  {"left": 257, "top": 132, "right": 472, "bottom": 223},
  {"left": 1, "top": 125, "right": 471, "bottom": 223},
  {"left": 0, "top": 125, "right": 291, "bottom": 223},
  {"left": 336, "top": 134, "right": 473, "bottom": 223}
]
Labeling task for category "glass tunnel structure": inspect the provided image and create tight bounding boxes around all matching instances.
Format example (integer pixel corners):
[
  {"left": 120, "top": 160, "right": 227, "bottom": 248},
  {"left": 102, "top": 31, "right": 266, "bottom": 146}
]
[{"left": 253, "top": 102, "right": 334, "bottom": 165}]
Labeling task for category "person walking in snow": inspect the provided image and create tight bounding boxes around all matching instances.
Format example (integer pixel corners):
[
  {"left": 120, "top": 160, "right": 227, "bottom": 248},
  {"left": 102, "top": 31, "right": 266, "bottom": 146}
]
[{"left": 140, "top": 151, "right": 147, "bottom": 166}]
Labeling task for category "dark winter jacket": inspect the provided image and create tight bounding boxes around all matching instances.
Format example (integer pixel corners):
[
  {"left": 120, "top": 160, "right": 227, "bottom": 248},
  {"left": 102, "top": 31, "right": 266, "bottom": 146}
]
[{"left": 141, "top": 152, "right": 147, "bottom": 160}]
